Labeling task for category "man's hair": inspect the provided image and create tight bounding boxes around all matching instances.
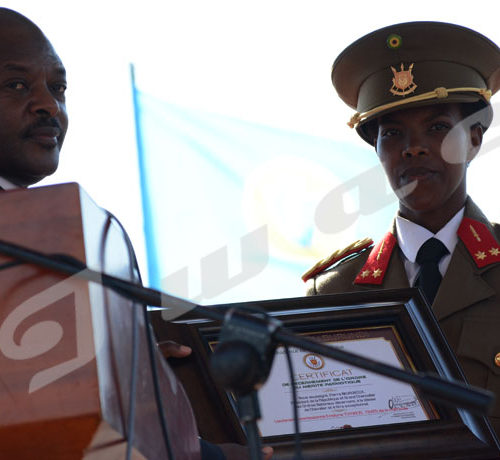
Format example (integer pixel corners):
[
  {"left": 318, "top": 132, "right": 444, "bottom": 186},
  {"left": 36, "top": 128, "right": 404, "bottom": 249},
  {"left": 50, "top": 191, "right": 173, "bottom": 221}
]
[{"left": 0, "top": 8, "right": 45, "bottom": 37}]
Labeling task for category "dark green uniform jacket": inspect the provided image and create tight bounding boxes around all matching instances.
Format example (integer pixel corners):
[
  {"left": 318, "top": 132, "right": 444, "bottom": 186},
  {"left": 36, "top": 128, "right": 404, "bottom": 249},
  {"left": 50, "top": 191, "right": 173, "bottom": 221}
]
[{"left": 306, "top": 197, "right": 500, "bottom": 436}]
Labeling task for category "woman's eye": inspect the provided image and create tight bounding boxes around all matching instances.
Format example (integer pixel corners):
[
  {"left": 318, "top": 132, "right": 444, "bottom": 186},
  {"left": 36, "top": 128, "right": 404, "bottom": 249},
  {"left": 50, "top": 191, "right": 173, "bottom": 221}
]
[
  {"left": 381, "top": 128, "right": 399, "bottom": 137},
  {"left": 430, "top": 122, "right": 450, "bottom": 131}
]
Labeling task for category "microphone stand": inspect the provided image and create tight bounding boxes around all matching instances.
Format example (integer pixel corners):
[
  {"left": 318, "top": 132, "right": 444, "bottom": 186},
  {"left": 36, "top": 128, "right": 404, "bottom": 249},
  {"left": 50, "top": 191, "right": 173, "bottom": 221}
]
[
  {"left": 209, "top": 308, "right": 281, "bottom": 460},
  {"left": 0, "top": 239, "right": 495, "bottom": 459},
  {"left": 238, "top": 392, "right": 263, "bottom": 460}
]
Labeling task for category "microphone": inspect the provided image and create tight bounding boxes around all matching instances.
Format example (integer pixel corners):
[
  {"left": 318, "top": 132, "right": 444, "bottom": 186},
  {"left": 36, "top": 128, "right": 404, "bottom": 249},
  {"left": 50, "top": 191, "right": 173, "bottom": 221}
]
[{"left": 210, "top": 308, "right": 280, "bottom": 394}]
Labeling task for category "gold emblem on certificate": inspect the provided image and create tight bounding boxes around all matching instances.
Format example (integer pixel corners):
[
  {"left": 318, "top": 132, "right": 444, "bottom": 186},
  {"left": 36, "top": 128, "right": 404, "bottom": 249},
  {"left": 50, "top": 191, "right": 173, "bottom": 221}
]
[{"left": 303, "top": 353, "right": 325, "bottom": 370}]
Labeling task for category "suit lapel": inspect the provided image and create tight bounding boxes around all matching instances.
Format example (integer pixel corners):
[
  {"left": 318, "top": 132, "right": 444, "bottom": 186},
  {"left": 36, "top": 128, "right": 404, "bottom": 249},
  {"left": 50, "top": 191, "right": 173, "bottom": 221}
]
[
  {"left": 382, "top": 247, "right": 410, "bottom": 289},
  {"left": 433, "top": 197, "right": 498, "bottom": 320},
  {"left": 380, "top": 220, "right": 410, "bottom": 289},
  {"left": 433, "top": 241, "right": 495, "bottom": 320}
]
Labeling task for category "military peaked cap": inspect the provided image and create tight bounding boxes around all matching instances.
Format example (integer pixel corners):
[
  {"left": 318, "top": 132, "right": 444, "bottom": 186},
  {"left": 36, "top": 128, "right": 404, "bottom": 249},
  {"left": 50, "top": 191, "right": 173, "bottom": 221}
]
[{"left": 332, "top": 21, "right": 500, "bottom": 144}]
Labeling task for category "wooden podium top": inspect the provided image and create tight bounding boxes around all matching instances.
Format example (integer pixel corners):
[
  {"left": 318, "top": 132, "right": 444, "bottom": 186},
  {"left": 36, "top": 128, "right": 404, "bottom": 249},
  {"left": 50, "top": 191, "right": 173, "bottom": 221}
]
[{"left": 0, "top": 183, "right": 200, "bottom": 460}]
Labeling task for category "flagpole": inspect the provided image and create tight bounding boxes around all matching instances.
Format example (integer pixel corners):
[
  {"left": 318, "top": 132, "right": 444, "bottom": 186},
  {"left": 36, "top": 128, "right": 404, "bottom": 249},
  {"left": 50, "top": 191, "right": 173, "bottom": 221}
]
[{"left": 129, "top": 63, "right": 161, "bottom": 289}]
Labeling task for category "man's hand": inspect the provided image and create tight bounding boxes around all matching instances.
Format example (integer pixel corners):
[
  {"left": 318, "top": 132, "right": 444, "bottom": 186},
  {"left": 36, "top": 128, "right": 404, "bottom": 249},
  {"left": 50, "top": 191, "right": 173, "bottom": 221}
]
[
  {"left": 159, "top": 340, "right": 192, "bottom": 358},
  {"left": 219, "top": 443, "right": 273, "bottom": 460},
  {"left": 159, "top": 343, "right": 274, "bottom": 460},
  {"left": 262, "top": 446, "right": 274, "bottom": 460}
]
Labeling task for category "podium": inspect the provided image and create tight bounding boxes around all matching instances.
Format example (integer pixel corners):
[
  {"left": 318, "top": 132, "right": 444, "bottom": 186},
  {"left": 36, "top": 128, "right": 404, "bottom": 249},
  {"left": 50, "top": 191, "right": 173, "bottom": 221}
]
[{"left": 0, "top": 183, "right": 200, "bottom": 460}]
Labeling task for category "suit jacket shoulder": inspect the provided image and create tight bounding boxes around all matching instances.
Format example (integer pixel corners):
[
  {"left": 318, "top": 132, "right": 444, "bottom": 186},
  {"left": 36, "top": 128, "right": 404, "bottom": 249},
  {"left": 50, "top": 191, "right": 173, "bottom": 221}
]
[
  {"left": 491, "top": 222, "right": 500, "bottom": 239},
  {"left": 305, "top": 245, "right": 372, "bottom": 295}
]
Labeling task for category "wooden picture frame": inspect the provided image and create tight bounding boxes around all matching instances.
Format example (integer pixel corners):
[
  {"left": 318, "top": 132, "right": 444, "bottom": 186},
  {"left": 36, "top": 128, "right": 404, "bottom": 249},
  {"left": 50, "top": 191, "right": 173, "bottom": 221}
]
[{"left": 150, "top": 288, "right": 500, "bottom": 459}]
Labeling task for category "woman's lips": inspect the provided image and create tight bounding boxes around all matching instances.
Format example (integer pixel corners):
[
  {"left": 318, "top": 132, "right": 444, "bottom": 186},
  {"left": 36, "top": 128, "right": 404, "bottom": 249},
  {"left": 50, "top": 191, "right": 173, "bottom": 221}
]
[{"left": 401, "top": 167, "right": 437, "bottom": 183}]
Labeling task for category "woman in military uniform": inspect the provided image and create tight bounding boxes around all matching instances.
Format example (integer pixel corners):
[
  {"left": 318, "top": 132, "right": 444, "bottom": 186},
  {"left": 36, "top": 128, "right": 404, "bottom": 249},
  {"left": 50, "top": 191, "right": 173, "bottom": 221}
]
[{"left": 304, "top": 21, "right": 500, "bottom": 436}]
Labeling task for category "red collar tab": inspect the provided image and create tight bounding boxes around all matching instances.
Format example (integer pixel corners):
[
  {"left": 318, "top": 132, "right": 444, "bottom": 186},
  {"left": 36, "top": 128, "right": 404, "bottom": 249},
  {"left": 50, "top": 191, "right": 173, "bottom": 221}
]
[
  {"left": 354, "top": 232, "right": 397, "bottom": 285},
  {"left": 457, "top": 217, "right": 500, "bottom": 268},
  {"left": 302, "top": 238, "right": 373, "bottom": 282}
]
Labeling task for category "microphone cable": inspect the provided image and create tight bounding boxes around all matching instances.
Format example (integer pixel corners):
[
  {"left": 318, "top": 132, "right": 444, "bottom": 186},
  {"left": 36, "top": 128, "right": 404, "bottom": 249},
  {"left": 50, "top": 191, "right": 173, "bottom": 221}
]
[
  {"left": 283, "top": 344, "right": 303, "bottom": 460},
  {"left": 105, "top": 211, "right": 175, "bottom": 460},
  {"left": 100, "top": 212, "right": 141, "bottom": 460}
]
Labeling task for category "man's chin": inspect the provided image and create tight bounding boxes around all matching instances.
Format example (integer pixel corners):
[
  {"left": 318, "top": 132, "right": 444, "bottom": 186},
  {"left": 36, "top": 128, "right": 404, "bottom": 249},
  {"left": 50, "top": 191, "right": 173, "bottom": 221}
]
[{"left": 5, "top": 162, "right": 59, "bottom": 187}]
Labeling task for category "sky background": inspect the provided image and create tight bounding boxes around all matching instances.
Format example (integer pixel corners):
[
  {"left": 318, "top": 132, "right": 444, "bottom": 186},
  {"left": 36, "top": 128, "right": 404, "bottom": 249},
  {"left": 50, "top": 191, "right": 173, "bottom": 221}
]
[{"left": 5, "top": 1, "right": 500, "bottom": 302}]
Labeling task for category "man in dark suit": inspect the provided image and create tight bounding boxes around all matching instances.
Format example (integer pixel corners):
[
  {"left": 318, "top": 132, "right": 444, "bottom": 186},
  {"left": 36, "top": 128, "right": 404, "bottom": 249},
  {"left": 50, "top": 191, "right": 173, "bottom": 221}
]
[
  {"left": 303, "top": 21, "right": 500, "bottom": 436},
  {"left": 0, "top": 7, "right": 273, "bottom": 460}
]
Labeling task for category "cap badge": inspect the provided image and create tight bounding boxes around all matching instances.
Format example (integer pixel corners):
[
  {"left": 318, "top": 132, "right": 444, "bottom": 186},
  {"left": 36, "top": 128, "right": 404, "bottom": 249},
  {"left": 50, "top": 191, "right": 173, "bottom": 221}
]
[
  {"left": 390, "top": 63, "right": 417, "bottom": 96},
  {"left": 386, "top": 33, "right": 402, "bottom": 50}
]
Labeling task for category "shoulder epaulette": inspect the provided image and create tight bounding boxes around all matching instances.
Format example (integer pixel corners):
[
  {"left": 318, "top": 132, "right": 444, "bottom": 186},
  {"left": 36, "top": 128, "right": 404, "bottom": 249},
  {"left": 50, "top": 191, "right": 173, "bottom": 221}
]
[
  {"left": 354, "top": 232, "right": 397, "bottom": 285},
  {"left": 302, "top": 238, "right": 373, "bottom": 282},
  {"left": 458, "top": 217, "right": 500, "bottom": 268}
]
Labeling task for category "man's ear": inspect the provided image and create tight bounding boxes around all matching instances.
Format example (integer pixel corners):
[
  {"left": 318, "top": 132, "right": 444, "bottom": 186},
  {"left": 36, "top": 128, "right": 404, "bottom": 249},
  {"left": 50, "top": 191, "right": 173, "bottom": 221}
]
[{"left": 468, "top": 123, "right": 483, "bottom": 162}]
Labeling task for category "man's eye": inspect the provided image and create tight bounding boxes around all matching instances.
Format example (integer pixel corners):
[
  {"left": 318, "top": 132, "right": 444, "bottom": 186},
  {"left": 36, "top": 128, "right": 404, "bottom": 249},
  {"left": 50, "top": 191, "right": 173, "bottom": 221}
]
[
  {"left": 7, "top": 81, "right": 26, "bottom": 90},
  {"left": 53, "top": 83, "right": 67, "bottom": 94}
]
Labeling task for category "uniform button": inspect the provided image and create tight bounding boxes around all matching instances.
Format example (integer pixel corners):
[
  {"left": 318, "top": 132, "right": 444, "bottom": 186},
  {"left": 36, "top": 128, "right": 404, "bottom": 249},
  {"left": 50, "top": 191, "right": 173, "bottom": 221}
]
[{"left": 495, "top": 353, "right": 500, "bottom": 367}]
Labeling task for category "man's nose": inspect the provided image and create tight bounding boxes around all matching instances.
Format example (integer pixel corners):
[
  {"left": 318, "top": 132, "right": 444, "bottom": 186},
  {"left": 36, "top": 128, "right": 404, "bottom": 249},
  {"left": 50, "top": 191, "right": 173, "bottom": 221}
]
[{"left": 29, "top": 85, "right": 60, "bottom": 118}]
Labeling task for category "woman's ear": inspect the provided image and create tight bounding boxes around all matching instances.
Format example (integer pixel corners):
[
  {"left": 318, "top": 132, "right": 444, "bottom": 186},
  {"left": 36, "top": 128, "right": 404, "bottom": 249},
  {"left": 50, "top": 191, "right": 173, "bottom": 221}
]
[
  {"left": 468, "top": 123, "right": 483, "bottom": 162},
  {"left": 369, "top": 120, "right": 379, "bottom": 154}
]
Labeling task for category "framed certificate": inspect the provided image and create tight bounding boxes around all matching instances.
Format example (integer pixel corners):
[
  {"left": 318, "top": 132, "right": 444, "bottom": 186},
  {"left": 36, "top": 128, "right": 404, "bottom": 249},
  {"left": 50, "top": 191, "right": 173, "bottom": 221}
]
[
  {"left": 250, "top": 326, "right": 437, "bottom": 437},
  {"left": 150, "top": 288, "right": 500, "bottom": 459}
]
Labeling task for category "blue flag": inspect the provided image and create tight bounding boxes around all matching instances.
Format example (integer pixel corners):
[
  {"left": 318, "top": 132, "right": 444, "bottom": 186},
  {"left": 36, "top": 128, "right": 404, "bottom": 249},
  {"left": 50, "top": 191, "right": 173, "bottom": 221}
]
[{"left": 132, "top": 82, "right": 397, "bottom": 304}]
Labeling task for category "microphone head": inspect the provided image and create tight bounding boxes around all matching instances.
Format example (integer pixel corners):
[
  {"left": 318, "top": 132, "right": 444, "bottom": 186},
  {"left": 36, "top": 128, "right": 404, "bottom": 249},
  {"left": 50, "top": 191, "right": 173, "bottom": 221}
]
[{"left": 210, "top": 340, "right": 265, "bottom": 394}]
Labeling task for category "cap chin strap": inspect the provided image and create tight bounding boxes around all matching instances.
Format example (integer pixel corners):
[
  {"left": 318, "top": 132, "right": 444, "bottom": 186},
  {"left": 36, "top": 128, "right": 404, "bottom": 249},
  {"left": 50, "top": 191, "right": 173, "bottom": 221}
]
[{"left": 348, "top": 87, "right": 492, "bottom": 128}]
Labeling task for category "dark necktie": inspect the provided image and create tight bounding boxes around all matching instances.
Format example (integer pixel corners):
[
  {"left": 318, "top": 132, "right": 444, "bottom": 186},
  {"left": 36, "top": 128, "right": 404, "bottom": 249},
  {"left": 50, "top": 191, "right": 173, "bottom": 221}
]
[{"left": 415, "top": 238, "right": 449, "bottom": 305}]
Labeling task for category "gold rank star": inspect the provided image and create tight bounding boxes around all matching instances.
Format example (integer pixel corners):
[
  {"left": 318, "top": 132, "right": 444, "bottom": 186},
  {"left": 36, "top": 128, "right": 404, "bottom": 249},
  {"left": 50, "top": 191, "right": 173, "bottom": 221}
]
[
  {"left": 475, "top": 251, "right": 487, "bottom": 261},
  {"left": 373, "top": 268, "right": 383, "bottom": 278},
  {"left": 489, "top": 247, "right": 500, "bottom": 256},
  {"left": 361, "top": 269, "right": 371, "bottom": 278}
]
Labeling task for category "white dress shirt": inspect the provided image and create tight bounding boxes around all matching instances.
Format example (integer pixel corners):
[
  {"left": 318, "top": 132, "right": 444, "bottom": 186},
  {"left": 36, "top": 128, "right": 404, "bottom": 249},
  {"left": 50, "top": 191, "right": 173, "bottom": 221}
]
[
  {"left": 0, "top": 176, "right": 19, "bottom": 190},
  {"left": 396, "top": 207, "right": 465, "bottom": 286}
]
